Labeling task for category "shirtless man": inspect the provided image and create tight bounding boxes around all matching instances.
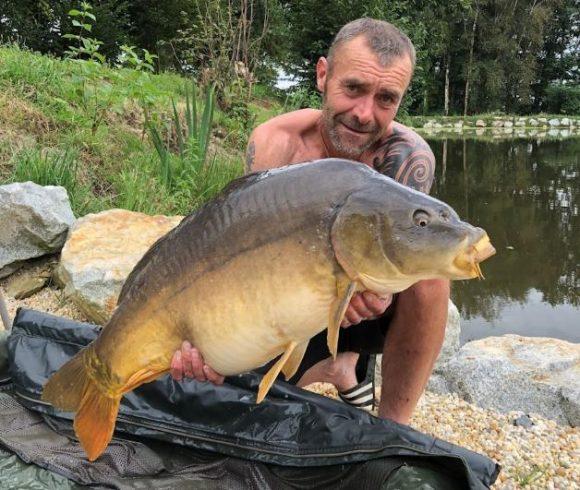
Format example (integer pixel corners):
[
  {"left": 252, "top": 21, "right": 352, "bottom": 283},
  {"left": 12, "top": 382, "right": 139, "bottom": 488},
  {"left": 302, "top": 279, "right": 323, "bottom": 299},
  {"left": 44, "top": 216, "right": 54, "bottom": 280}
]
[{"left": 171, "top": 18, "right": 449, "bottom": 425}]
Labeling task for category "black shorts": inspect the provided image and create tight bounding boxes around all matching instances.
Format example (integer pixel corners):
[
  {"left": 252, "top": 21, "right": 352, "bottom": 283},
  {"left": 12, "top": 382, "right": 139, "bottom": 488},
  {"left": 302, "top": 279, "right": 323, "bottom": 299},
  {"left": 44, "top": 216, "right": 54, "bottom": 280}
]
[{"left": 256, "top": 295, "right": 398, "bottom": 385}]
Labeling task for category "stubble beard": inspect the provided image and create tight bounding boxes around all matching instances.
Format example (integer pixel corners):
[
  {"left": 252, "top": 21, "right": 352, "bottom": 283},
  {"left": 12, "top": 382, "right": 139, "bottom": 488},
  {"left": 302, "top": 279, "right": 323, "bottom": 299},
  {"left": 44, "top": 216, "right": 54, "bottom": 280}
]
[{"left": 321, "top": 98, "right": 382, "bottom": 159}]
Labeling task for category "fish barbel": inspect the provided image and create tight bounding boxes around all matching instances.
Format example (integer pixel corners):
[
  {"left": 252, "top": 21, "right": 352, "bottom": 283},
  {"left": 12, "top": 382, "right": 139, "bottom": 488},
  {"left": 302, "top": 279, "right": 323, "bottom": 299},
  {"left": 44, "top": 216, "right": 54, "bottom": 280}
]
[{"left": 42, "top": 159, "right": 495, "bottom": 461}]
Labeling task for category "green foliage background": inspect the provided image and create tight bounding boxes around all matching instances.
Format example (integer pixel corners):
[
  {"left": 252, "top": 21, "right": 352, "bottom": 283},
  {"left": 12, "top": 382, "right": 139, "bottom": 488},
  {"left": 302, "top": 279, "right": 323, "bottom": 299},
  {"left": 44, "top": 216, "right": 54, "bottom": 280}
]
[
  {"left": 0, "top": 0, "right": 578, "bottom": 219},
  {"left": 1, "top": 0, "right": 577, "bottom": 115}
]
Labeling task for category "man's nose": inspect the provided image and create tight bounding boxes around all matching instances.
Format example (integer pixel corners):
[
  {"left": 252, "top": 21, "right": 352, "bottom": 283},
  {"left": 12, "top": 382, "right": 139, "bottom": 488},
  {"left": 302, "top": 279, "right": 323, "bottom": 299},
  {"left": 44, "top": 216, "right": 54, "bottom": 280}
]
[{"left": 352, "top": 95, "right": 374, "bottom": 126}]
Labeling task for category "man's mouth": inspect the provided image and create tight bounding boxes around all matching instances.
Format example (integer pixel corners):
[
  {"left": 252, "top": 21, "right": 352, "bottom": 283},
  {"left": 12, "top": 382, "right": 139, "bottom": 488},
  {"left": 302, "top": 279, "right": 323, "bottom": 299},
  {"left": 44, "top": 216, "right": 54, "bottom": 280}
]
[{"left": 340, "top": 122, "right": 372, "bottom": 135}]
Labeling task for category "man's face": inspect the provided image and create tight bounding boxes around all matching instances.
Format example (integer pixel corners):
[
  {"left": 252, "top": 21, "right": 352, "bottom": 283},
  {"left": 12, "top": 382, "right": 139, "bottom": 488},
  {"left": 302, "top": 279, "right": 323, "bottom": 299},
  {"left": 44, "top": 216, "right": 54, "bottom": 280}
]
[{"left": 317, "top": 36, "right": 413, "bottom": 158}]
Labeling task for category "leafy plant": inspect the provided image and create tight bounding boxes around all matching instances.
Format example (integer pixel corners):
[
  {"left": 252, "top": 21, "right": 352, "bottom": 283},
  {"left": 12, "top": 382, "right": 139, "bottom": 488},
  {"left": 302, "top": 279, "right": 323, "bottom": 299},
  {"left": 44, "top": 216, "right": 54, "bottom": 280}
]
[
  {"left": 61, "top": 2, "right": 117, "bottom": 134},
  {"left": 146, "top": 80, "right": 244, "bottom": 211},
  {"left": 283, "top": 86, "right": 321, "bottom": 111},
  {"left": 147, "top": 80, "right": 216, "bottom": 190},
  {"left": 117, "top": 45, "right": 157, "bottom": 72},
  {"left": 63, "top": 2, "right": 105, "bottom": 63}
]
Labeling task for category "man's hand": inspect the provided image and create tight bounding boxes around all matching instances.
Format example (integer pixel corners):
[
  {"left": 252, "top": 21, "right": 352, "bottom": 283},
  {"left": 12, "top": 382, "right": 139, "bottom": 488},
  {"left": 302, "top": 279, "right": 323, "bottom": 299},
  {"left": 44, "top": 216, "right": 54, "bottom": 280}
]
[
  {"left": 341, "top": 292, "right": 392, "bottom": 327},
  {"left": 170, "top": 341, "right": 225, "bottom": 385}
]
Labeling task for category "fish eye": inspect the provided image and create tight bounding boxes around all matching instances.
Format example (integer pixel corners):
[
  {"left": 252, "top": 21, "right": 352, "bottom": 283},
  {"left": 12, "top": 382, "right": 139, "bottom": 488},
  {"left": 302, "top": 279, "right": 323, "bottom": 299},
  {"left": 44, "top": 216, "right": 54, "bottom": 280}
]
[{"left": 413, "top": 210, "right": 430, "bottom": 227}]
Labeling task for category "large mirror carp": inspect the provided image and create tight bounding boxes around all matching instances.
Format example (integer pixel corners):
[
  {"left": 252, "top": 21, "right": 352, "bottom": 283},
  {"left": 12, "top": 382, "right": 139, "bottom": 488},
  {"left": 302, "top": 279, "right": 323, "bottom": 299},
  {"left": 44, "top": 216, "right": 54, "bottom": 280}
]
[{"left": 42, "top": 159, "right": 495, "bottom": 461}]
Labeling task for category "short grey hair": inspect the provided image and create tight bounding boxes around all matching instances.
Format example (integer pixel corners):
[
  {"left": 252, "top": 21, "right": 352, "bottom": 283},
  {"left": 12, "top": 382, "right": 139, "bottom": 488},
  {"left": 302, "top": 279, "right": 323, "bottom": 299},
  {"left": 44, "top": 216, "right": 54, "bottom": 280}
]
[{"left": 327, "top": 18, "right": 416, "bottom": 70}]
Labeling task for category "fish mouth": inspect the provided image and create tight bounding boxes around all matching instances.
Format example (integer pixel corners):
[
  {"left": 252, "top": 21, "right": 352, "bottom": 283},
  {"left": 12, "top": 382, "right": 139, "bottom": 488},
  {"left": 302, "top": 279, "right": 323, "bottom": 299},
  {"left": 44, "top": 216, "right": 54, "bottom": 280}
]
[{"left": 453, "top": 234, "right": 496, "bottom": 279}]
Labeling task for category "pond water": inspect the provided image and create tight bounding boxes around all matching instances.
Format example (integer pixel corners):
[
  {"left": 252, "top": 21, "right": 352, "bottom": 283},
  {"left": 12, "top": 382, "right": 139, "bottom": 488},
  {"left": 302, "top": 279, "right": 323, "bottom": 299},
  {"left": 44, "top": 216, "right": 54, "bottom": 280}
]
[{"left": 426, "top": 136, "right": 579, "bottom": 344}]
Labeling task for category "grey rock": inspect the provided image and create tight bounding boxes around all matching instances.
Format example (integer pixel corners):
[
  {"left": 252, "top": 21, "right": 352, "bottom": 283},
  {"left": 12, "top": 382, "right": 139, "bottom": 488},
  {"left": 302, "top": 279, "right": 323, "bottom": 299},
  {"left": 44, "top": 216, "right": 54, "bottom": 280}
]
[
  {"left": 475, "top": 120, "right": 486, "bottom": 127},
  {"left": 436, "top": 300, "right": 461, "bottom": 369},
  {"left": 6, "top": 274, "right": 49, "bottom": 300},
  {"left": 426, "top": 373, "right": 450, "bottom": 395},
  {"left": 513, "top": 414, "right": 533, "bottom": 428},
  {"left": 548, "top": 118, "right": 560, "bottom": 127},
  {"left": 0, "top": 182, "right": 75, "bottom": 270},
  {"left": 0, "top": 261, "right": 25, "bottom": 279},
  {"left": 561, "top": 117, "right": 570, "bottom": 126},
  {"left": 528, "top": 118, "right": 539, "bottom": 126},
  {"left": 437, "top": 335, "right": 580, "bottom": 426},
  {"left": 0, "top": 330, "right": 9, "bottom": 373}
]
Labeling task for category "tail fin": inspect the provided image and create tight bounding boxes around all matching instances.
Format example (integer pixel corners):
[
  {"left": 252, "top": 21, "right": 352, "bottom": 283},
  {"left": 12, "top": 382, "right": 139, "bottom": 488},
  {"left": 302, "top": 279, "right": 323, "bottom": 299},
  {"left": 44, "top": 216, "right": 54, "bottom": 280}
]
[
  {"left": 42, "top": 349, "right": 121, "bottom": 461},
  {"left": 42, "top": 352, "right": 88, "bottom": 412},
  {"left": 74, "top": 383, "right": 121, "bottom": 461}
]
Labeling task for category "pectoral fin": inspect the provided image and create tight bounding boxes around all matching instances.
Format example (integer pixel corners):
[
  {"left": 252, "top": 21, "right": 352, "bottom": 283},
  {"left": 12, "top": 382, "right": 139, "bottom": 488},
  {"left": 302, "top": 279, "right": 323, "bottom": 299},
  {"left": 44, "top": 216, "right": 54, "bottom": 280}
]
[
  {"left": 122, "top": 366, "right": 169, "bottom": 394},
  {"left": 327, "top": 275, "right": 356, "bottom": 361},
  {"left": 257, "top": 341, "right": 297, "bottom": 403},
  {"left": 281, "top": 340, "right": 309, "bottom": 381}
]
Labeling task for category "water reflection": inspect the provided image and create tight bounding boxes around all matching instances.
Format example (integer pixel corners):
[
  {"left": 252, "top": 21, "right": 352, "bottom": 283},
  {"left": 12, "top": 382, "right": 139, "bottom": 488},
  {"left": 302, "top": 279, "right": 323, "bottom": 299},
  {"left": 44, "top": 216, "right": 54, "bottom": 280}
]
[{"left": 428, "top": 137, "right": 580, "bottom": 343}]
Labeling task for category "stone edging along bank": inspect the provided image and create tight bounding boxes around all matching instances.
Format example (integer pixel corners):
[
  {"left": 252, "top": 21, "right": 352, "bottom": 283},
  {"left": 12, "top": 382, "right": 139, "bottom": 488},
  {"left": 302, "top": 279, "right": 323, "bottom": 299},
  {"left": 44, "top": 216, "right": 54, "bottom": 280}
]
[{"left": 412, "top": 116, "right": 580, "bottom": 138}]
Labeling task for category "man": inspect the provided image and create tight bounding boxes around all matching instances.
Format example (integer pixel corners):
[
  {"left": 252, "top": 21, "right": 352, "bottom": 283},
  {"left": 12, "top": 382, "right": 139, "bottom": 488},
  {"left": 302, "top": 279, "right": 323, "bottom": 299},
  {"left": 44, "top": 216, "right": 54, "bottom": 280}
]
[{"left": 171, "top": 18, "right": 449, "bottom": 425}]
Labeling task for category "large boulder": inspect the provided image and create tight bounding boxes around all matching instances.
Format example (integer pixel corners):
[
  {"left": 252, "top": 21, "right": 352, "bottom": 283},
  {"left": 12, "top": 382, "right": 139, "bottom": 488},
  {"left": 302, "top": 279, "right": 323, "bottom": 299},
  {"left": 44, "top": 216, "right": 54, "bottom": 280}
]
[
  {"left": 56, "top": 209, "right": 183, "bottom": 324},
  {"left": 433, "top": 335, "right": 579, "bottom": 426},
  {"left": 0, "top": 182, "right": 75, "bottom": 270}
]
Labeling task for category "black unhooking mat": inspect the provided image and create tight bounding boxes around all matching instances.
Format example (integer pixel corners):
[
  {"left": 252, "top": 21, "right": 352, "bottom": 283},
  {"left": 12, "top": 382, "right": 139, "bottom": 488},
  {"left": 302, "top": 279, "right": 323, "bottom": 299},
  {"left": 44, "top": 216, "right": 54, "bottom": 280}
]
[{"left": 0, "top": 308, "right": 500, "bottom": 489}]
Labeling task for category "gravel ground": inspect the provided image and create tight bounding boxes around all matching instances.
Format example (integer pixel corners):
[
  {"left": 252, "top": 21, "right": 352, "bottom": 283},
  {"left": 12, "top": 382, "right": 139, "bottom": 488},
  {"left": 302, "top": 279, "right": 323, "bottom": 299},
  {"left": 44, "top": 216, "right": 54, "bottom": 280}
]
[{"left": 1, "top": 264, "right": 578, "bottom": 490}]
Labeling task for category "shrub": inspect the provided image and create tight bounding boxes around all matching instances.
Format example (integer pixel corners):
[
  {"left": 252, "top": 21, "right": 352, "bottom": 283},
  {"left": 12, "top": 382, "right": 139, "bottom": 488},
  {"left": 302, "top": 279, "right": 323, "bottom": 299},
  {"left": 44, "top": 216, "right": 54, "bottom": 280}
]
[{"left": 544, "top": 84, "right": 580, "bottom": 115}]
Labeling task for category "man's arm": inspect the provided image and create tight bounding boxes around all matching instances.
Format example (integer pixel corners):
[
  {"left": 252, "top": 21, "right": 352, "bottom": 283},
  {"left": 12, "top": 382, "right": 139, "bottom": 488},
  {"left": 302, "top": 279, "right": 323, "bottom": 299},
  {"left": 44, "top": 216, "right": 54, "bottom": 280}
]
[
  {"left": 371, "top": 125, "right": 448, "bottom": 423},
  {"left": 245, "top": 124, "right": 294, "bottom": 174}
]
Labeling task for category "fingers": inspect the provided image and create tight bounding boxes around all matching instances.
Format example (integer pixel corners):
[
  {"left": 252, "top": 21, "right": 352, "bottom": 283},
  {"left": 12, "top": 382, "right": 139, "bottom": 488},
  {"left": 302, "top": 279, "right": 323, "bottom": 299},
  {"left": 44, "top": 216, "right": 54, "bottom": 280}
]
[
  {"left": 186, "top": 341, "right": 207, "bottom": 381},
  {"left": 203, "top": 365, "right": 225, "bottom": 385},
  {"left": 170, "top": 350, "right": 184, "bottom": 381},
  {"left": 170, "top": 341, "right": 225, "bottom": 385},
  {"left": 343, "top": 302, "right": 363, "bottom": 326},
  {"left": 362, "top": 291, "right": 392, "bottom": 315},
  {"left": 341, "top": 292, "right": 393, "bottom": 328}
]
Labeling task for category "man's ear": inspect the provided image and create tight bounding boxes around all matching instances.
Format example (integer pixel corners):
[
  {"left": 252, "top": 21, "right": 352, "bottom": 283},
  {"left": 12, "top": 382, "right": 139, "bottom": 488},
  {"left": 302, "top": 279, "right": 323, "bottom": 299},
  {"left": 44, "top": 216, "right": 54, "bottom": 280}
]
[{"left": 316, "top": 57, "right": 328, "bottom": 93}]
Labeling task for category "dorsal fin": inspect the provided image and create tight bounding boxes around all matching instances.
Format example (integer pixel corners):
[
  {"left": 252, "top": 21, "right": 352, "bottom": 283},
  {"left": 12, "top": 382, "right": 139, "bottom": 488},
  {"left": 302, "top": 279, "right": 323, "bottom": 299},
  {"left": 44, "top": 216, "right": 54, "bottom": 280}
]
[{"left": 117, "top": 171, "right": 267, "bottom": 304}]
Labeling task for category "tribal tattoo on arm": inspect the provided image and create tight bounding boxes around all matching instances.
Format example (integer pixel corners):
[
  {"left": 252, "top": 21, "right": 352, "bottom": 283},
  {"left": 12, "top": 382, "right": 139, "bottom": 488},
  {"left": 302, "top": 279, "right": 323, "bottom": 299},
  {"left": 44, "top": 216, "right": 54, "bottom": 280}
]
[
  {"left": 373, "top": 126, "right": 435, "bottom": 194},
  {"left": 245, "top": 141, "right": 256, "bottom": 174}
]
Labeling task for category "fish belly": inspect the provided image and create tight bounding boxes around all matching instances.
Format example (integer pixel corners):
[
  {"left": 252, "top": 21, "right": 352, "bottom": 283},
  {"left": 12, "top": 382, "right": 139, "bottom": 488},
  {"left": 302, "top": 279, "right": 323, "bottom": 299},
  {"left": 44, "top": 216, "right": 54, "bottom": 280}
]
[{"left": 176, "top": 238, "right": 337, "bottom": 376}]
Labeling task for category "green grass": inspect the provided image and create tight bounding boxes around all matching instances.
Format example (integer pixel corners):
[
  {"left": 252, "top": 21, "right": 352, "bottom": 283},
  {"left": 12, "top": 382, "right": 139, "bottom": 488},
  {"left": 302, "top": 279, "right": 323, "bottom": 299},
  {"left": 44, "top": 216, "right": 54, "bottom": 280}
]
[
  {"left": 9, "top": 146, "right": 96, "bottom": 214},
  {"left": 0, "top": 45, "right": 248, "bottom": 217}
]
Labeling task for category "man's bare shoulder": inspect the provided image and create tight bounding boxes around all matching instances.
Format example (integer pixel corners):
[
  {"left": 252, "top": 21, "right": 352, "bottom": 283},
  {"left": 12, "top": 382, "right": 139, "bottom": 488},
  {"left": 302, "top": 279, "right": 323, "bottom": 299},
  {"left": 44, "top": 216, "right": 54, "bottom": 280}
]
[
  {"left": 371, "top": 121, "right": 436, "bottom": 194},
  {"left": 246, "top": 109, "right": 321, "bottom": 172}
]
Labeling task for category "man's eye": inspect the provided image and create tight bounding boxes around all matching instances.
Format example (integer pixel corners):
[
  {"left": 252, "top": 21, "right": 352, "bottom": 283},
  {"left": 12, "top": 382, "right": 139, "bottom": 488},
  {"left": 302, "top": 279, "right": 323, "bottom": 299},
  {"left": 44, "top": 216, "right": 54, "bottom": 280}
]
[
  {"left": 378, "top": 94, "right": 394, "bottom": 105},
  {"left": 345, "top": 84, "right": 360, "bottom": 94}
]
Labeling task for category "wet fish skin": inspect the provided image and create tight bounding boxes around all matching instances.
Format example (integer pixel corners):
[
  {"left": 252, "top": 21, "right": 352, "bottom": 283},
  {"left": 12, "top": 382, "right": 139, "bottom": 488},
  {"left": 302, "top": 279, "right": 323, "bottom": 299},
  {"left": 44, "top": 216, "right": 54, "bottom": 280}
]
[{"left": 42, "top": 159, "right": 495, "bottom": 461}]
